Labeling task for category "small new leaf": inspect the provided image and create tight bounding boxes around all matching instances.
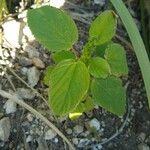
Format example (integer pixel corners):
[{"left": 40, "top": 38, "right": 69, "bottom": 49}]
[
  {"left": 91, "top": 76, "right": 126, "bottom": 116},
  {"left": 89, "top": 57, "right": 110, "bottom": 78},
  {"left": 89, "top": 10, "right": 117, "bottom": 45},
  {"left": 105, "top": 43, "right": 128, "bottom": 76},
  {"left": 52, "top": 50, "right": 75, "bottom": 63},
  {"left": 49, "top": 59, "right": 90, "bottom": 115},
  {"left": 27, "top": 6, "right": 78, "bottom": 52}
]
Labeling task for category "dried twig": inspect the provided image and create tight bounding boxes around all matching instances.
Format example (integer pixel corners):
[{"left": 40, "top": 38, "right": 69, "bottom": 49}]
[
  {"left": 8, "top": 67, "right": 49, "bottom": 107},
  {"left": 0, "top": 89, "right": 75, "bottom": 150}
]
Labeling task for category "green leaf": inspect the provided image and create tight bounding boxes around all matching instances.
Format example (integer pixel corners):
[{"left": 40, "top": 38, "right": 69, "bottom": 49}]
[
  {"left": 89, "top": 57, "right": 110, "bottom": 78},
  {"left": 0, "top": 0, "right": 8, "bottom": 21},
  {"left": 27, "top": 6, "right": 78, "bottom": 52},
  {"left": 105, "top": 43, "right": 128, "bottom": 77},
  {"left": 52, "top": 50, "right": 76, "bottom": 63},
  {"left": 91, "top": 76, "right": 126, "bottom": 116},
  {"left": 43, "top": 66, "right": 54, "bottom": 86},
  {"left": 72, "top": 96, "right": 94, "bottom": 113},
  {"left": 89, "top": 10, "right": 117, "bottom": 45},
  {"left": 49, "top": 59, "right": 90, "bottom": 115},
  {"left": 111, "top": 0, "right": 150, "bottom": 107},
  {"left": 93, "top": 41, "right": 112, "bottom": 58}
]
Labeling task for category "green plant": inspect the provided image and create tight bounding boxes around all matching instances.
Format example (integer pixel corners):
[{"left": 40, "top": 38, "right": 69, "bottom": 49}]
[
  {"left": 27, "top": 6, "right": 128, "bottom": 117},
  {"left": 111, "top": 0, "right": 150, "bottom": 108}
]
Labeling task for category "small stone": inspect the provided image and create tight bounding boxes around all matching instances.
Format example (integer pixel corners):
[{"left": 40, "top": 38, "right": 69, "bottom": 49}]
[
  {"left": 50, "top": 0, "right": 65, "bottom": 8},
  {"left": 19, "top": 56, "right": 32, "bottom": 66},
  {"left": 88, "top": 118, "right": 100, "bottom": 131},
  {"left": 72, "top": 138, "right": 78, "bottom": 145},
  {"left": 78, "top": 138, "right": 90, "bottom": 147},
  {"left": 24, "top": 45, "right": 40, "bottom": 58},
  {"left": 26, "top": 135, "right": 32, "bottom": 143},
  {"left": 23, "top": 26, "right": 35, "bottom": 42},
  {"left": 54, "top": 138, "right": 58, "bottom": 143},
  {"left": 66, "top": 128, "right": 72, "bottom": 135},
  {"left": 44, "top": 129, "right": 57, "bottom": 140},
  {"left": 16, "top": 88, "right": 36, "bottom": 100},
  {"left": 138, "top": 143, "right": 150, "bottom": 150},
  {"left": 94, "top": 0, "right": 105, "bottom": 6},
  {"left": 26, "top": 113, "right": 34, "bottom": 122},
  {"left": 4, "top": 99, "right": 16, "bottom": 114},
  {"left": 32, "top": 57, "right": 45, "bottom": 69},
  {"left": 138, "top": 132, "right": 146, "bottom": 142},
  {"left": 21, "top": 67, "right": 28, "bottom": 75},
  {"left": 0, "top": 117, "right": 11, "bottom": 141},
  {"left": 2, "top": 20, "right": 23, "bottom": 48},
  {"left": 27, "top": 67, "right": 40, "bottom": 87},
  {"left": 73, "top": 125, "right": 84, "bottom": 134}
]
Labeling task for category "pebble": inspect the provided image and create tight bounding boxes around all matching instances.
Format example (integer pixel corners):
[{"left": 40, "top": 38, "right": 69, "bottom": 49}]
[
  {"left": 2, "top": 20, "right": 23, "bottom": 48},
  {"left": 21, "top": 67, "right": 28, "bottom": 75},
  {"left": 3, "top": 99, "right": 17, "bottom": 114},
  {"left": 32, "top": 57, "right": 45, "bottom": 69},
  {"left": 27, "top": 67, "right": 40, "bottom": 87},
  {"left": 88, "top": 118, "right": 101, "bottom": 131},
  {"left": 72, "top": 138, "right": 78, "bottom": 145},
  {"left": 73, "top": 125, "right": 84, "bottom": 134},
  {"left": 94, "top": 0, "right": 105, "bottom": 6},
  {"left": 44, "top": 129, "right": 57, "bottom": 140},
  {"left": 26, "top": 135, "right": 32, "bottom": 143},
  {"left": 78, "top": 138, "right": 90, "bottom": 147},
  {"left": 23, "top": 26, "right": 35, "bottom": 42},
  {"left": 50, "top": 0, "right": 65, "bottom": 8},
  {"left": 26, "top": 113, "right": 34, "bottom": 122},
  {"left": 138, "top": 143, "right": 150, "bottom": 150},
  {"left": 24, "top": 44, "right": 40, "bottom": 58},
  {"left": 16, "top": 88, "right": 36, "bottom": 100},
  {"left": 138, "top": 132, "right": 146, "bottom": 142},
  {"left": 66, "top": 128, "right": 72, "bottom": 135},
  {"left": 0, "top": 117, "right": 11, "bottom": 141},
  {"left": 54, "top": 138, "right": 58, "bottom": 143},
  {"left": 19, "top": 56, "right": 32, "bottom": 66}
]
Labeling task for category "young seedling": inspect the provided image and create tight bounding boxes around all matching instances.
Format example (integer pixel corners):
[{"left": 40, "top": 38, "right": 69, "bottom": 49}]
[{"left": 27, "top": 6, "right": 128, "bottom": 118}]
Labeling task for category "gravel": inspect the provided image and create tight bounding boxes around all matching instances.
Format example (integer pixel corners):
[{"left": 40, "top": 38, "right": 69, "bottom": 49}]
[
  {"left": 3, "top": 99, "right": 17, "bottom": 114},
  {"left": 27, "top": 67, "right": 40, "bottom": 87},
  {"left": 0, "top": 117, "right": 11, "bottom": 141}
]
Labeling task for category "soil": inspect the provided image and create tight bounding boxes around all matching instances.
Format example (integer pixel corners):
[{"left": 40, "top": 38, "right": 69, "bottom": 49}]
[{"left": 0, "top": 0, "right": 150, "bottom": 150}]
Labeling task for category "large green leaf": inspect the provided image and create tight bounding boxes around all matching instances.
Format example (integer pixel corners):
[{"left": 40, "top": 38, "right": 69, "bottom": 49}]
[
  {"left": 111, "top": 0, "right": 150, "bottom": 107},
  {"left": 27, "top": 6, "right": 78, "bottom": 52},
  {"left": 49, "top": 59, "right": 90, "bottom": 115},
  {"left": 89, "top": 10, "right": 117, "bottom": 45},
  {"left": 88, "top": 57, "right": 110, "bottom": 78},
  {"left": 52, "top": 50, "right": 76, "bottom": 63},
  {"left": 43, "top": 66, "right": 54, "bottom": 86},
  {"left": 105, "top": 43, "right": 128, "bottom": 77},
  {"left": 91, "top": 76, "right": 126, "bottom": 116}
]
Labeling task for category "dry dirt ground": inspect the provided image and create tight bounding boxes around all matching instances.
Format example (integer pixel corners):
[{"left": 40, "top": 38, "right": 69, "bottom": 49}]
[{"left": 0, "top": 0, "right": 149, "bottom": 150}]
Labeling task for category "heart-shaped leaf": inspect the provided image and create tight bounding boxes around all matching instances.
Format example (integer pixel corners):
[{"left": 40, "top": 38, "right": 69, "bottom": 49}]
[
  {"left": 91, "top": 76, "right": 126, "bottom": 116},
  {"left": 89, "top": 57, "right": 110, "bottom": 78},
  {"left": 27, "top": 6, "right": 78, "bottom": 52},
  {"left": 89, "top": 10, "right": 117, "bottom": 45},
  {"left": 49, "top": 59, "right": 90, "bottom": 115},
  {"left": 105, "top": 43, "right": 128, "bottom": 76}
]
